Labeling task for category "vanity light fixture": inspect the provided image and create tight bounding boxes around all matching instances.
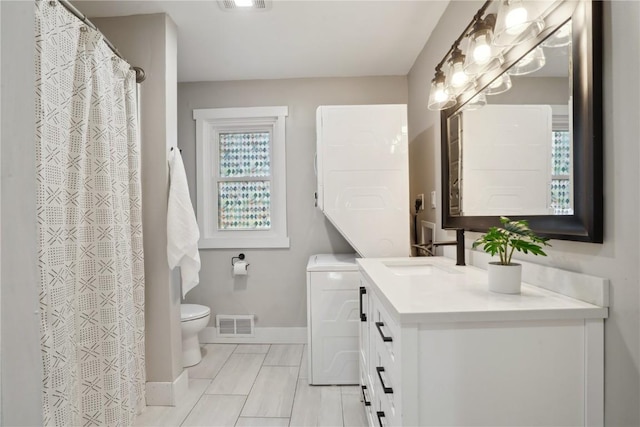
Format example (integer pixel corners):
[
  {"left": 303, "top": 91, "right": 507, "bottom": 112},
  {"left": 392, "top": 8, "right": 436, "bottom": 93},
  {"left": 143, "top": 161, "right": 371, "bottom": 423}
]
[
  {"left": 428, "top": 69, "right": 456, "bottom": 111},
  {"left": 507, "top": 45, "right": 546, "bottom": 75},
  {"left": 464, "top": 14, "right": 504, "bottom": 75},
  {"left": 234, "top": 0, "right": 254, "bottom": 6},
  {"left": 493, "top": 0, "right": 545, "bottom": 46},
  {"left": 426, "top": 0, "right": 491, "bottom": 111},
  {"left": 445, "top": 46, "right": 472, "bottom": 95},
  {"left": 427, "top": 0, "right": 552, "bottom": 111}
]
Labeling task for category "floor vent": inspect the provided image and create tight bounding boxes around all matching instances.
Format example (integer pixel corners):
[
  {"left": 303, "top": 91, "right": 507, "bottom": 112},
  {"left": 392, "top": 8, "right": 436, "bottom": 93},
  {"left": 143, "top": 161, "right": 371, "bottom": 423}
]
[{"left": 216, "top": 314, "right": 255, "bottom": 337}]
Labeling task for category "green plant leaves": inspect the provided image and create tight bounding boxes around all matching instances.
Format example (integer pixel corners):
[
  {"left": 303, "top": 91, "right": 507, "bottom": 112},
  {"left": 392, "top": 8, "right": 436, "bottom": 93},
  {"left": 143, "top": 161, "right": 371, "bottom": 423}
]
[{"left": 472, "top": 216, "right": 550, "bottom": 265}]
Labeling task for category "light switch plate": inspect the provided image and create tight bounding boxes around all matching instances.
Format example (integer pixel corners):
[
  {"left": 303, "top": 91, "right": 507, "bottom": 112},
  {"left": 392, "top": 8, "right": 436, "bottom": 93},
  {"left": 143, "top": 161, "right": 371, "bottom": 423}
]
[{"left": 430, "top": 191, "right": 437, "bottom": 209}]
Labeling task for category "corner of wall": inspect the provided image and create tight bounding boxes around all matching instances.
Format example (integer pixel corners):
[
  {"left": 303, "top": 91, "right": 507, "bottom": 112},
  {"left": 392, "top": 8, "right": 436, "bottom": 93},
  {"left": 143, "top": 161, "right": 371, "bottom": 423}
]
[
  {"left": 1, "top": 1, "right": 44, "bottom": 424},
  {"left": 90, "top": 11, "right": 183, "bottom": 385}
]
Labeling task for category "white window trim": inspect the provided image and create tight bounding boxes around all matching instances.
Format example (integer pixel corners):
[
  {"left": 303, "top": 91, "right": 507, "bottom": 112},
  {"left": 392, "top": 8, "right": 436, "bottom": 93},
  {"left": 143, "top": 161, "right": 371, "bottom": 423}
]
[{"left": 194, "top": 106, "right": 289, "bottom": 249}]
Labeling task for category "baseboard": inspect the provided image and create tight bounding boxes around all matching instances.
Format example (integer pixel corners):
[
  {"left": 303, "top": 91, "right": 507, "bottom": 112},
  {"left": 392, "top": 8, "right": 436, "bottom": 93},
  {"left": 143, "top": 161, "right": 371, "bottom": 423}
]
[
  {"left": 145, "top": 368, "right": 189, "bottom": 407},
  {"left": 200, "top": 326, "right": 308, "bottom": 344}
]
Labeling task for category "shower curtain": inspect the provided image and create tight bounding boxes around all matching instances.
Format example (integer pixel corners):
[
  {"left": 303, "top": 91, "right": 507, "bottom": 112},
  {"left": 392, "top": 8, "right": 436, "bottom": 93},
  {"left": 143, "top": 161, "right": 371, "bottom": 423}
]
[{"left": 35, "top": 1, "right": 145, "bottom": 425}]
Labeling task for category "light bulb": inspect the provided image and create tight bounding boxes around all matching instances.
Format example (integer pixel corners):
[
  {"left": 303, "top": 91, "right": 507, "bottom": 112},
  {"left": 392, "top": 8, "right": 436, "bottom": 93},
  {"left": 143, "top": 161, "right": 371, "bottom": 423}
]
[
  {"left": 446, "top": 47, "right": 471, "bottom": 96},
  {"left": 428, "top": 70, "right": 456, "bottom": 111},
  {"left": 434, "top": 88, "right": 449, "bottom": 103},
  {"left": 494, "top": 0, "right": 544, "bottom": 47},
  {"left": 450, "top": 62, "right": 468, "bottom": 88},
  {"left": 464, "top": 15, "right": 502, "bottom": 75},
  {"left": 505, "top": 6, "right": 528, "bottom": 35},
  {"left": 473, "top": 36, "right": 492, "bottom": 65}
]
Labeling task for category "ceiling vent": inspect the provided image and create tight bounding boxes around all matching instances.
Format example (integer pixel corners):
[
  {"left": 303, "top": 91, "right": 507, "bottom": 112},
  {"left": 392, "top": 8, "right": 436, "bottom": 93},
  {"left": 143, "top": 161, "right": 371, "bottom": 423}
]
[{"left": 217, "top": 0, "right": 272, "bottom": 12}]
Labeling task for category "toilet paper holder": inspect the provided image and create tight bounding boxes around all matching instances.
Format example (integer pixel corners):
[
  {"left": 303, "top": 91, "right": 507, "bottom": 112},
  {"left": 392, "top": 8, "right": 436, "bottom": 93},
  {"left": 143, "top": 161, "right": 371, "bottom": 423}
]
[{"left": 231, "top": 253, "right": 250, "bottom": 268}]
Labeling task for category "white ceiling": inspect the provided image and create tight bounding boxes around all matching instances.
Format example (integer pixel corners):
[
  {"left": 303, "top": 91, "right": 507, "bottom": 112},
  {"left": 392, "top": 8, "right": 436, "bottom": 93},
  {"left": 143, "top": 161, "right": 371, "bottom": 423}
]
[{"left": 73, "top": 0, "right": 449, "bottom": 83}]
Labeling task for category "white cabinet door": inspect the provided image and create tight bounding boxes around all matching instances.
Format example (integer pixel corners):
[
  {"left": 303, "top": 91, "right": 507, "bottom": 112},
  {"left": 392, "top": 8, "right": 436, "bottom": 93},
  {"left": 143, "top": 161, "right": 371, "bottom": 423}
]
[
  {"left": 316, "top": 105, "right": 410, "bottom": 257},
  {"left": 309, "top": 271, "right": 360, "bottom": 384}
]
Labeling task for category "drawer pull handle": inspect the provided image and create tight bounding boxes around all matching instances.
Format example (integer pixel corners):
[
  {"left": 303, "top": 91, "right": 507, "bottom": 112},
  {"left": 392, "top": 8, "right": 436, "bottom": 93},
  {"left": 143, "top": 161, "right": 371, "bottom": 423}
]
[
  {"left": 376, "top": 411, "right": 386, "bottom": 427},
  {"left": 361, "top": 385, "right": 371, "bottom": 406},
  {"left": 376, "top": 366, "right": 394, "bottom": 394},
  {"left": 375, "top": 322, "right": 393, "bottom": 342},
  {"left": 359, "top": 287, "right": 367, "bottom": 322}
]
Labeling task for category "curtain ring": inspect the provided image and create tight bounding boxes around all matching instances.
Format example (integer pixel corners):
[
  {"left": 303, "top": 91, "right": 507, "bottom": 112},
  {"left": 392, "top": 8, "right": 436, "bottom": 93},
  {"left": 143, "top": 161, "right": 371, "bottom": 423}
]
[
  {"left": 80, "top": 26, "right": 88, "bottom": 32},
  {"left": 49, "top": 1, "right": 57, "bottom": 6}
]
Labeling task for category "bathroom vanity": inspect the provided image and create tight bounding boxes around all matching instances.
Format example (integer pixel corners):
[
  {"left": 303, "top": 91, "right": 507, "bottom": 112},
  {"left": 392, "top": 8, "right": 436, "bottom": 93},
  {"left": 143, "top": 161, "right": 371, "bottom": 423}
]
[{"left": 357, "top": 256, "right": 608, "bottom": 427}]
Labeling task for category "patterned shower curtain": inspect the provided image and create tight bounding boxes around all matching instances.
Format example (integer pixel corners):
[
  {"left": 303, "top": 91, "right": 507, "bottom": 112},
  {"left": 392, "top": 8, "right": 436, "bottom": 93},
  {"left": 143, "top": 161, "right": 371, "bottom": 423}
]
[{"left": 35, "top": 1, "right": 145, "bottom": 425}]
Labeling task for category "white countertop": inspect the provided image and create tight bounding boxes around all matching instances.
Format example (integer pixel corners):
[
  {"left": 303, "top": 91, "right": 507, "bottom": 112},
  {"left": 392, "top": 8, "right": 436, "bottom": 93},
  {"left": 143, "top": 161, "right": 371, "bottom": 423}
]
[{"left": 357, "top": 256, "right": 609, "bottom": 324}]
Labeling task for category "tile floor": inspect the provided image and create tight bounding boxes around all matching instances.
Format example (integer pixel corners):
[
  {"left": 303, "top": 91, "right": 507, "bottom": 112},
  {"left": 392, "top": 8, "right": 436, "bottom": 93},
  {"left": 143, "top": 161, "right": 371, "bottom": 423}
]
[{"left": 134, "top": 344, "right": 368, "bottom": 427}]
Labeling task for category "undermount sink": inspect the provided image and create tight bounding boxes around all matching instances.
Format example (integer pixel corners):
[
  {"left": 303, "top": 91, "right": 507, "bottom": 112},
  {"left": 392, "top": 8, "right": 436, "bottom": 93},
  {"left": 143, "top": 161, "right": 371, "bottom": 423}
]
[
  {"left": 381, "top": 260, "right": 461, "bottom": 276},
  {"left": 382, "top": 262, "right": 434, "bottom": 276},
  {"left": 386, "top": 265, "right": 434, "bottom": 276}
]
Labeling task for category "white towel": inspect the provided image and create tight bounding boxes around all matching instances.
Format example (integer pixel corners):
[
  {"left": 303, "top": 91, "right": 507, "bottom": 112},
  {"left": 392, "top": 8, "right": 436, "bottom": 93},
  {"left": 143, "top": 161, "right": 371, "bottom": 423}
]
[{"left": 167, "top": 149, "right": 201, "bottom": 298}]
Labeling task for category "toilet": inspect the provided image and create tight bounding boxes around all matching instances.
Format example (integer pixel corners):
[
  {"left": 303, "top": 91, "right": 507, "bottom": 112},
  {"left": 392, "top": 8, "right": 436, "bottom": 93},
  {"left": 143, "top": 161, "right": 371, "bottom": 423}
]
[{"left": 180, "top": 304, "right": 211, "bottom": 367}]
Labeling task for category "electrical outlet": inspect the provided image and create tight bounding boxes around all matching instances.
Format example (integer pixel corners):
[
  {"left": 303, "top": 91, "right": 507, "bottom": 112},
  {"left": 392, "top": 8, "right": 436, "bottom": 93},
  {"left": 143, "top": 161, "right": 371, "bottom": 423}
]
[
  {"left": 430, "top": 191, "right": 437, "bottom": 209},
  {"left": 418, "top": 193, "right": 425, "bottom": 211}
]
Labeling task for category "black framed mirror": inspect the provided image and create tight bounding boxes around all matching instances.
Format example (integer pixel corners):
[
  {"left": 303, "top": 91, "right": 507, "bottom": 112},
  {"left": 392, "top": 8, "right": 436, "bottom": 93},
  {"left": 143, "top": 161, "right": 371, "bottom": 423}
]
[{"left": 441, "top": 0, "right": 602, "bottom": 242}]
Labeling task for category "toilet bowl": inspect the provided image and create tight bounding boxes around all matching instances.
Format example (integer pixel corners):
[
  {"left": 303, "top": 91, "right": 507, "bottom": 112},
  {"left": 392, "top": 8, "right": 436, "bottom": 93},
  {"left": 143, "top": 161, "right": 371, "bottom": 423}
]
[{"left": 180, "top": 304, "right": 211, "bottom": 367}]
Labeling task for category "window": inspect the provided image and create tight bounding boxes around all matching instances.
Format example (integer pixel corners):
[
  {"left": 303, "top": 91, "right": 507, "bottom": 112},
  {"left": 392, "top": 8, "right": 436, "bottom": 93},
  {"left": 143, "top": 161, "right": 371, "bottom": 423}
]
[
  {"left": 194, "top": 106, "right": 289, "bottom": 248},
  {"left": 550, "top": 105, "right": 573, "bottom": 215}
]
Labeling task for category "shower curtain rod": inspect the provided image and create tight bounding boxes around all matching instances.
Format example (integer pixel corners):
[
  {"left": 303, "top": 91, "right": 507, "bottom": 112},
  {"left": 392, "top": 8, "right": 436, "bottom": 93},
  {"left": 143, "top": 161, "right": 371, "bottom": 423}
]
[{"left": 56, "top": 0, "right": 146, "bottom": 83}]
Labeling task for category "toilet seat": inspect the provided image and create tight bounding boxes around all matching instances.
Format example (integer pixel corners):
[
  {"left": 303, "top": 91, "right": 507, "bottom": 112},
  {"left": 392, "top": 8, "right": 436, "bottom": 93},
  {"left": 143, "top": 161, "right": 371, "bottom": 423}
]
[{"left": 181, "top": 304, "right": 210, "bottom": 322}]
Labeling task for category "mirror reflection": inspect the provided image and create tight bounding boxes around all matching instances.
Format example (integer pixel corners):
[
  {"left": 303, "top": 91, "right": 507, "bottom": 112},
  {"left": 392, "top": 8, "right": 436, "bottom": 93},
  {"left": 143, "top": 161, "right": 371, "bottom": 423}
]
[{"left": 449, "top": 19, "right": 573, "bottom": 217}]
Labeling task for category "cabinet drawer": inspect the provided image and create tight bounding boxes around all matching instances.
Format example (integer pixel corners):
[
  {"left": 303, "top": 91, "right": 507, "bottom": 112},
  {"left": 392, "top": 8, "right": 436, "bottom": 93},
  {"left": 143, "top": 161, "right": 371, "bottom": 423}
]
[
  {"left": 373, "top": 371, "right": 401, "bottom": 427},
  {"left": 369, "top": 298, "right": 402, "bottom": 426},
  {"left": 372, "top": 344, "right": 401, "bottom": 414},
  {"left": 370, "top": 293, "right": 401, "bottom": 367},
  {"left": 360, "top": 362, "right": 373, "bottom": 404}
]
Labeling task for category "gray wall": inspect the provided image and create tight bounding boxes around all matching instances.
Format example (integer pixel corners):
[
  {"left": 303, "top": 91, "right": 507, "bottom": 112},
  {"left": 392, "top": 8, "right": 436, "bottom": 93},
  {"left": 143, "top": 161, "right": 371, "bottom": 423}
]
[
  {"left": 0, "top": 1, "right": 43, "bottom": 425},
  {"left": 89, "top": 14, "right": 183, "bottom": 383},
  {"left": 407, "top": 1, "right": 640, "bottom": 425},
  {"left": 178, "top": 77, "right": 407, "bottom": 327},
  {"left": 490, "top": 76, "right": 569, "bottom": 105}
]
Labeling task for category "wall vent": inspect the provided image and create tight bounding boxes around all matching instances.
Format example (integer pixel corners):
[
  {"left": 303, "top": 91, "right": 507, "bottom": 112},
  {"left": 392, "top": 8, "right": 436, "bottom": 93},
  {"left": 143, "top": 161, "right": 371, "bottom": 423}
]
[
  {"left": 217, "top": 1, "right": 272, "bottom": 11},
  {"left": 216, "top": 314, "right": 255, "bottom": 337}
]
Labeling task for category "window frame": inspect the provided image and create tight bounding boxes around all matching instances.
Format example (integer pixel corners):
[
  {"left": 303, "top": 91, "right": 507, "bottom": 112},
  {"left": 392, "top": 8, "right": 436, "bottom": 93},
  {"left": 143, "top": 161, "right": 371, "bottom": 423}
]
[{"left": 194, "top": 106, "right": 289, "bottom": 249}]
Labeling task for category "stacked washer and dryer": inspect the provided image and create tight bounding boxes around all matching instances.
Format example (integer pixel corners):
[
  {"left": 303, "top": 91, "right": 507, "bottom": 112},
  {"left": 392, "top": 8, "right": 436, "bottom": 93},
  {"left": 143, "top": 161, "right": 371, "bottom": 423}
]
[{"left": 307, "top": 105, "right": 410, "bottom": 385}]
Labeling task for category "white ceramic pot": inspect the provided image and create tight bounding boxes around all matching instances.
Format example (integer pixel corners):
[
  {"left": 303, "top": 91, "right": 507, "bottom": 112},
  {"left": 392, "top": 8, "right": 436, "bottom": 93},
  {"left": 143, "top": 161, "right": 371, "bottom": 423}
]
[{"left": 487, "top": 262, "right": 522, "bottom": 294}]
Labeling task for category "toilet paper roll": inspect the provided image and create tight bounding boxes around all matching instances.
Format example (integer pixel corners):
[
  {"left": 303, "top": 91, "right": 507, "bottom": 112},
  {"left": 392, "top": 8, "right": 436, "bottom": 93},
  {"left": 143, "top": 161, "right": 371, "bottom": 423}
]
[{"left": 233, "top": 261, "right": 248, "bottom": 276}]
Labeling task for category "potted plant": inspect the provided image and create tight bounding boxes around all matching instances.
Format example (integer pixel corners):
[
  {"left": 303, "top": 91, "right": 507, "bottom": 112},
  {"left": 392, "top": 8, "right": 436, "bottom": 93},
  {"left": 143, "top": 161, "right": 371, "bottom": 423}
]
[{"left": 472, "top": 216, "right": 551, "bottom": 294}]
